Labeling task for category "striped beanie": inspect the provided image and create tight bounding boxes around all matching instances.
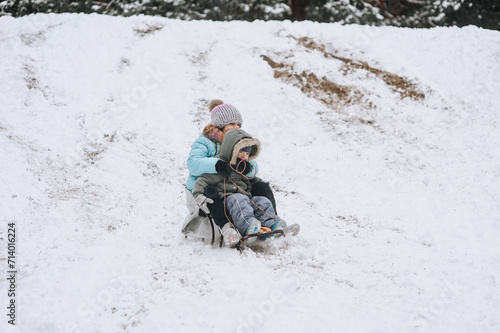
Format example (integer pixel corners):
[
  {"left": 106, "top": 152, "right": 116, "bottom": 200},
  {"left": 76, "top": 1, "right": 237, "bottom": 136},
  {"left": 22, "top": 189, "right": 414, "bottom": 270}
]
[{"left": 209, "top": 99, "right": 243, "bottom": 129}]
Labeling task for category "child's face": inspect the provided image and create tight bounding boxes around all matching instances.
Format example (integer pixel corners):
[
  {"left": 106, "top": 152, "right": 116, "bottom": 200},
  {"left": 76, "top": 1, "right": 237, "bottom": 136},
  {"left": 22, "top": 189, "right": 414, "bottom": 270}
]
[
  {"left": 237, "top": 151, "right": 250, "bottom": 161},
  {"left": 222, "top": 122, "right": 241, "bottom": 133}
]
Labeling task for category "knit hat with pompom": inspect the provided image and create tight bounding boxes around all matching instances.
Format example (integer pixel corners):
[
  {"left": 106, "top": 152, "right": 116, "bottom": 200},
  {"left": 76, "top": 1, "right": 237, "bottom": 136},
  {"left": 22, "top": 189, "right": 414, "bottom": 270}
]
[{"left": 209, "top": 99, "right": 243, "bottom": 129}]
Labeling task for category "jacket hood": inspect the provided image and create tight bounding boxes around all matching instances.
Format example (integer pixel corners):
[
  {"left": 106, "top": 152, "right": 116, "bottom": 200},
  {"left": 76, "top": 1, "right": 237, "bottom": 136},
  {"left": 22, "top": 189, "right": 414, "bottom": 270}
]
[{"left": 218, "top": 129, "right": 261, "bottom": 165}]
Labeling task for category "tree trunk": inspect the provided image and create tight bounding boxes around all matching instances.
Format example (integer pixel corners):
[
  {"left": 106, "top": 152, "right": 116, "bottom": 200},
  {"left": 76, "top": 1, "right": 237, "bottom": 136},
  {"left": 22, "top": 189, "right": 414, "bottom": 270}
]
[{"left": 290, "top": 0, "right": 308, "bottom": 21}]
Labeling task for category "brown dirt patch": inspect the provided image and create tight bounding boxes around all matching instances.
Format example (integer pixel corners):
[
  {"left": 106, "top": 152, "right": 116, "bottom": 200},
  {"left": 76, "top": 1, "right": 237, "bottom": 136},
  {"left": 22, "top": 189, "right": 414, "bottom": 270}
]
[
  {"left": 23, "top": 63, "right": 49, "bottom": 100},
  {"left": 295, "top": 36, "right": 425, "bottom": 100},
  {"left": 261, "top": 55, "right": 285, "bottom": 69},
  {"left": 134, "top": 24, "right": 164, "bottom": 37},
  {"left": 263, "top": 55, "right": 360, "bottom": 107}
]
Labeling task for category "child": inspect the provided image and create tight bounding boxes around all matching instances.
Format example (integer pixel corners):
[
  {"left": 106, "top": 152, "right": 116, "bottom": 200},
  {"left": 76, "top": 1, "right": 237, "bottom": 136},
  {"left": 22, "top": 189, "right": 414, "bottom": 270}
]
[
  {"left": 185, "top": 100, "right": 279, "bottom": 239},
  {"left": 192, "top": 129, "right": 287, "bottom": 246}
]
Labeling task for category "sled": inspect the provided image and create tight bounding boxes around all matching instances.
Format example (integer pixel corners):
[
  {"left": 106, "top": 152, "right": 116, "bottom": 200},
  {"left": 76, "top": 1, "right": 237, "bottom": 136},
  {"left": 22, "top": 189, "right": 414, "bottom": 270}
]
[
  {"left": 233, "top": 229, "right": 284, "bottom": 250},
  {"left": 182, "top": 189, "right": 225, "bottom": 247},
  {"left": 182, "top": 189, "right": 294, "bottom": 250}
]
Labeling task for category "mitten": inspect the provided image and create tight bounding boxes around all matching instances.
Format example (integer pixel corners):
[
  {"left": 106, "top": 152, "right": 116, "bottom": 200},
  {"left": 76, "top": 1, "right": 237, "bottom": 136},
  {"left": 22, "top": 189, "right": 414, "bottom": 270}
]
[
  {"left": 196, "top": 195, "right": 214, "bottom": 215},
  {"left": 215, "top": 160, "right": 231, "bottom": 177}
]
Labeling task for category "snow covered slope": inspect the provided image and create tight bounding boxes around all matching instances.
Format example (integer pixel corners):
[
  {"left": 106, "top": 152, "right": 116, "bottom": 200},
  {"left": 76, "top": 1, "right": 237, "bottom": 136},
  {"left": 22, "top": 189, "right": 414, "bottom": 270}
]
[{"left": 1, "top": 13, "right": 499, "bottom": 333}]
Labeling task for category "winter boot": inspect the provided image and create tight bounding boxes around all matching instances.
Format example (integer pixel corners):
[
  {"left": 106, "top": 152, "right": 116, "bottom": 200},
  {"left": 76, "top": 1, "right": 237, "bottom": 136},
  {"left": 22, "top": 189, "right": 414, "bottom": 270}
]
[
  {"left": 260, "top": 219, "right": 286, "bottom": 240},
  {"left": 244, "top": 219, "right": 261, "bottom": 245},
  {"left": 285, "top": 223, "right": 300, "bottom": 237},
  {"left": 221, "top": 223, "right": 240, "bottom": 248},
  {"left": 271, "top": 219, "right": 286, "bottom": 238}
]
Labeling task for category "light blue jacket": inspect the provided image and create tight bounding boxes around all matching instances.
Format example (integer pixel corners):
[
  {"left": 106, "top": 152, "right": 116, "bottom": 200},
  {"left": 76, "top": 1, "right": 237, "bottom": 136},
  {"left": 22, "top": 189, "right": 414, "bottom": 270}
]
[{"left": 186, "top": 134, "right": 258, "bottom": 192}]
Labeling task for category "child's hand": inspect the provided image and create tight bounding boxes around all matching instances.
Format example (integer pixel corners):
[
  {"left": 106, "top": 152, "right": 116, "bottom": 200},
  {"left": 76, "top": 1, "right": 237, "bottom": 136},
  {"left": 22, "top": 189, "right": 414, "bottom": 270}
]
[
  {"left": 196, "top": 195, "right": 213, "bottom": 214},
  {"left": 215, "top": 160, "right": 231, "bottom": 177}
]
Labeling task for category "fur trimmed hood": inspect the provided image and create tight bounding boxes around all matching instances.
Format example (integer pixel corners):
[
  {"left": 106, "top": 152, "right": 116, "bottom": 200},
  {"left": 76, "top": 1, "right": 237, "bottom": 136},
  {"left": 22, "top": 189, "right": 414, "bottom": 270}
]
[{"left": 218, "top": 129, "right": 261, "bottom": 165}]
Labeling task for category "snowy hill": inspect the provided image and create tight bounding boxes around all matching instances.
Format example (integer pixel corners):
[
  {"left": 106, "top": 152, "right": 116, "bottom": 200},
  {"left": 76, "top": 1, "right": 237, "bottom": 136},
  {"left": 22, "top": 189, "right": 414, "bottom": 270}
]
[{"left": 1, "top": 13, "right": 499, "bottom": 333}]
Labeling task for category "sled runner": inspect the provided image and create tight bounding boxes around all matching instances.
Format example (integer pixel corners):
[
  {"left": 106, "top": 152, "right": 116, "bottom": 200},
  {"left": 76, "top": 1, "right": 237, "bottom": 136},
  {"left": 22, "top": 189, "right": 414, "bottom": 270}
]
[{"left": 234, "top": 229, "right": 284, "bottom": 250}]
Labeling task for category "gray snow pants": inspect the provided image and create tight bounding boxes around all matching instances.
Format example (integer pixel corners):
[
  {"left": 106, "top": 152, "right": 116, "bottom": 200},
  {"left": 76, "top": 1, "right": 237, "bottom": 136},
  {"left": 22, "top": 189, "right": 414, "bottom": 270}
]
[{"left": 226, "top": 193, "right": 278, "bottom": 235}]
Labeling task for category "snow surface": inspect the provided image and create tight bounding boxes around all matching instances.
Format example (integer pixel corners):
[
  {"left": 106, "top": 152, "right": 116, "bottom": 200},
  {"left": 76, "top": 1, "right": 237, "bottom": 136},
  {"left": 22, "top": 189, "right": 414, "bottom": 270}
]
[{"left": 1, "top": 13, "right": 500, "bottom": 333}]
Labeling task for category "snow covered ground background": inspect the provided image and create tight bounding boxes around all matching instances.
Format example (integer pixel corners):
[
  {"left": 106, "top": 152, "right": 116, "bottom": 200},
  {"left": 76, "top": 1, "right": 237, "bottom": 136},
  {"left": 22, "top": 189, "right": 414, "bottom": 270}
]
[{"left": 1, "top": 13, "right": 499, "bottom": 333}]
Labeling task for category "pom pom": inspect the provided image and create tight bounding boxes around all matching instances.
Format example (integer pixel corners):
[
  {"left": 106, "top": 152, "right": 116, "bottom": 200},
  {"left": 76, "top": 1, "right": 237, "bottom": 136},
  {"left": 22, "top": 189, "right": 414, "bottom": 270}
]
[{"left": 209, "top": 99, "right": 224, "bottom": 112}]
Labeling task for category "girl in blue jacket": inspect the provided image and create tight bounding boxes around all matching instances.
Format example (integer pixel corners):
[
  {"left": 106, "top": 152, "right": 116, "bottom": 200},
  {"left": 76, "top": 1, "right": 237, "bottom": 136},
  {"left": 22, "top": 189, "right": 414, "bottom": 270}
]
[{"left": 186, "top": 99, "right": 257, "bottom": 192}]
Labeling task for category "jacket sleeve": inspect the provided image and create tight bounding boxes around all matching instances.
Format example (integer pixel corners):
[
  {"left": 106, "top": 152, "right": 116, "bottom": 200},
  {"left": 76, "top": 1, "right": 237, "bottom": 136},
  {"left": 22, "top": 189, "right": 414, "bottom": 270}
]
[
  {"left": 247, "top": 160, "right": 258, "bottom": 178},
  {"left": 193, "top": 174, "right": 220, "bottom": 198},
  {"left": 250, "top": 176, "right": 262, "bottom": 184},
  {"left": 187, "top": 137, "right": 219, "bottom": 177},
  {"left": 192, "top": 175, "right": 209, "bottom": 198}
]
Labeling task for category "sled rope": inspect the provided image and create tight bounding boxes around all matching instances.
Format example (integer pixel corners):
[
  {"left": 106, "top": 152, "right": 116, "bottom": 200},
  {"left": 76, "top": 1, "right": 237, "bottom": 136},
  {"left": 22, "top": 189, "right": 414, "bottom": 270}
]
[{"left": 230, "top": 159, "right": 256, "bottom": 181}]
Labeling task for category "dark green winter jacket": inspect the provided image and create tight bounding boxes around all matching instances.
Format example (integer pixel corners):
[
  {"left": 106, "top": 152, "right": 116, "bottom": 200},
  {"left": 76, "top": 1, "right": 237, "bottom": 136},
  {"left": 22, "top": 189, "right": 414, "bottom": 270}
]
[{"left": 193, "top": 129, "right": 261, "bottom": 198}]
